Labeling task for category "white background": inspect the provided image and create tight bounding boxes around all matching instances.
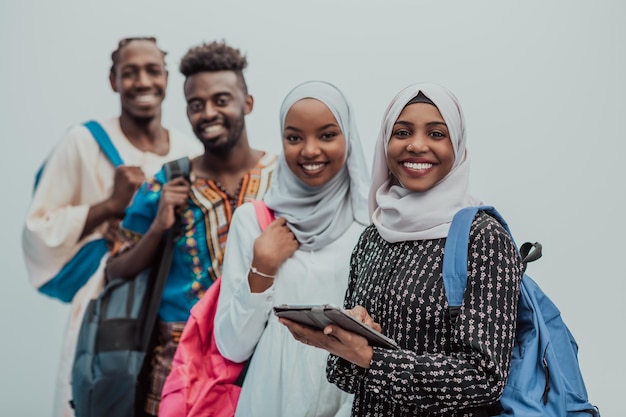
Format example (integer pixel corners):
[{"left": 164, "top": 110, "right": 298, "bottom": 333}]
[{"left": 1, "top": 1, "right": 623, "bottom": 415}]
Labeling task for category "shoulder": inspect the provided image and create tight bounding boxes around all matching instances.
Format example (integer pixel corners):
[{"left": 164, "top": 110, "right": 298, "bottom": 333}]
[
  {"left": 257, "top": 152, "right": 278, "bottom": 170},
  {"left": 59, "top": 121, "right": 98, "bottom": 146},
  {"left": 470, "top": 211, "right": 511, "bottom": 239},
  {"left": 333, "top": 220, "right": 368, "bottom": 248},
  {"left": 231, "top": 202, "right": 265, "bottom": 234},
  {"left": 60, "top": 118, "right": 123, "bottom": 150},
  {"left": 353, "top": 224, "right": 385, "bottom": 253},
  {"left": 469, "top": 210, "right": 519, "bottom": 257},
  {"left": 45, "top": 120, "right": 108, "bottom": 161},
  {"left": 360, "top": 223, "right": 380, "bottom": 241},
  {"left": 167, "top": 127, "right": 203, "bottom": 156}
]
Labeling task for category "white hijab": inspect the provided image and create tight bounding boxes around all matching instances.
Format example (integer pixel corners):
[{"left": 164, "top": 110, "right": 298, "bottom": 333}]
[
  {"left": 370, "top": 82, "right": 481, "bottom": 242},
  {"left": 264, "top": 80, "right": 369, "bottom": 250}
]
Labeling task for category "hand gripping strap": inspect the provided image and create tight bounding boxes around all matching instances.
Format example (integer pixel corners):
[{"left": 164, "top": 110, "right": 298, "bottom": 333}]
[
  {"left": 35, "top": 121, "right": 125, "bottom": 300},
  {"left": 141, "top": 157, "right": 191, "bottom": 349}
]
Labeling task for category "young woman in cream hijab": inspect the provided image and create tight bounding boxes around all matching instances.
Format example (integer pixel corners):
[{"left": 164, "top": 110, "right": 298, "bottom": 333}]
[
  {"left": 281, "top": 83, "right": 524, "bottom": 417},
  {"left": 215, "top": 80, "right": 369, "bottom": 417}
]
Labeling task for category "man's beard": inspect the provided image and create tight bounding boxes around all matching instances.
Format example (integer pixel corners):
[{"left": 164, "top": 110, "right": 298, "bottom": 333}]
[{"left": 201, "top": 117, "right": 245, "bottom": 156}]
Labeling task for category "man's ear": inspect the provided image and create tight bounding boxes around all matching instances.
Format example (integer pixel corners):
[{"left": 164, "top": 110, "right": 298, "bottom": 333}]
[
  {"left": 109, "top": 71, "right": 118, "bottom": 93},
  {"left": 244, "top": 94, "right": 254, "bottom": 115}
]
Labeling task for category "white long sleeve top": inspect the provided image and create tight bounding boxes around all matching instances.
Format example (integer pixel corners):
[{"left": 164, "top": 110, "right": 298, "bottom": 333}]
[{"left": 214, "top": 202, "right": 363, "bottom": 417}]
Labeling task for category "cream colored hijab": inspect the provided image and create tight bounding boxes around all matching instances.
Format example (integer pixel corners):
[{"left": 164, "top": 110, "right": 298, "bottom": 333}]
[
  {"left": 369, "top": 82, "right": 481, "bottom": 242},
  {"left": 264, "top": 80, "right": 369, "bottom": 250}
]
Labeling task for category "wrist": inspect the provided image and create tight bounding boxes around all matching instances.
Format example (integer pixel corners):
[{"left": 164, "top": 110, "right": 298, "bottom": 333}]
[
  {"left": 357, "top": 345, "right": 373, "bottom": 369},
  {"left": 105, "top": 198, "right": 126, "bottom": 218},
  {"left": 249, "top": 256, "right": 279, "bottom": 276},
  {"left": 146, "top": 222, "right": 169, "bottom": 237},
  {"left": 249, "top": 265, "right": 277, "bottom": 279}
]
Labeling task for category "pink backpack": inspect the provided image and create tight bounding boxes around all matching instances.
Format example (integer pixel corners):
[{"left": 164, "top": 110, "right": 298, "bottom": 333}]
[{"left": 160, "top": 200, "right": 274, "bottom": 417}]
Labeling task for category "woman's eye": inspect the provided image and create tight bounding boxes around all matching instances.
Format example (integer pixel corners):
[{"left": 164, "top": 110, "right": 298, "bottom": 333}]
[
  {"left": 430, "top": 131, "right": 445, "bottom": 138},
  {"left": 320, "top": 131, "right": 338, "bottom": 140},
  {"left": 393, "top": 129, "right": 411, "bottom": 138},
  {"left": 285, "top": 135, "right": 301, "bottom": 142}
]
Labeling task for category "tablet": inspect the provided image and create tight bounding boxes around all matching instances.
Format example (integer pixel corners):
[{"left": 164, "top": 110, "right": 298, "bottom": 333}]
[{"left": 273, "top": 304, "right": 399, "bottom": 350}]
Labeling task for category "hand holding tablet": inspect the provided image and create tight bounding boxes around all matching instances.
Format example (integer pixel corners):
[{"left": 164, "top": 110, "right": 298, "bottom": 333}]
[{"left": 273, "top": 304, "right": 399, "bottom": 350}]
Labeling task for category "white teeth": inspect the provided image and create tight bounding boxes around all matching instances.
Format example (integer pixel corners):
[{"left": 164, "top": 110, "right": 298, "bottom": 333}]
[
  {"left": 403, "top": 162, "right": 433, "bottom": 170},
  {"left": 135, "top": 95, "right": 156, "bottom": 103},
  {"left": 302, "top": 163, "right": 325, "bottom": 171},
  {"left": 203, "top": 125, "right": 222, "bottom": 134}
]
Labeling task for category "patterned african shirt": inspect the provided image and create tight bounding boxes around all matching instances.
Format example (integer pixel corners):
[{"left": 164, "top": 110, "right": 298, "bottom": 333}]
[{"left": 113, "top": 152, "right": 276, "bottom": 322}]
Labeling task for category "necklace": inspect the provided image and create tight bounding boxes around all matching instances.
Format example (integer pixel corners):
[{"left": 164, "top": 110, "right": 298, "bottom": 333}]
[{"left": 214, "top": 178, "right": 244, "bottom": 209}]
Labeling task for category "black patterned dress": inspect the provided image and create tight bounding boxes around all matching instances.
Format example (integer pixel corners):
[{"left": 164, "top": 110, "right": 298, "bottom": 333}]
[{"left": 327, "top": 212, "right": 524, "bottom": 417}]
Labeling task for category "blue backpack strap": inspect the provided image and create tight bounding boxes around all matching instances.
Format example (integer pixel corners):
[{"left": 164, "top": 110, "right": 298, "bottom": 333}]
[
  {"left": 36, "top": 122, "right": 125, "bottom": 301},
  {"left": 34, "top": 120, "right": 124, "bottom": 191},
  {"left": 83, "top": 120, "right": 124, "bottom": 167},
  {"left": 442, "top": 205, "right": 514, "bottom": 307}
]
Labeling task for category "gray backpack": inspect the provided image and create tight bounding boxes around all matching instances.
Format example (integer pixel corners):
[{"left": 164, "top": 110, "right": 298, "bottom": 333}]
[{"left": 70, "top": 157, "right": 190, "bottom": 417}]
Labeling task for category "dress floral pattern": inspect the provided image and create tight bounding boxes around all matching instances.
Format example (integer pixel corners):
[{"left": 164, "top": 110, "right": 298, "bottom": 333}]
[{"left": 327, "top": 212, "right": 524, "bottom": 417}]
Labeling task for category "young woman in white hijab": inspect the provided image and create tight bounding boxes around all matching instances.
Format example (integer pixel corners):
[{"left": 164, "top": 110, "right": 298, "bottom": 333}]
[
  {"left": 214, "top": 80, "right": 370, "bottom": 417},
  {"left": 280, "top": 83, "right": 524, "bottom": 417}
]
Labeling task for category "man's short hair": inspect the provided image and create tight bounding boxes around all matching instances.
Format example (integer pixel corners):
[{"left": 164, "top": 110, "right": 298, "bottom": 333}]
[
  {"left": 179, "top": 40, "right": 248, "bottom": 93},
  {"left": 110, "top": 36, "right": 166, "bottom": 75}
]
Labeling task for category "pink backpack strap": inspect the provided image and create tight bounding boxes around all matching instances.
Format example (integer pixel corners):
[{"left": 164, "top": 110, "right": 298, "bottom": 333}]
[
  {"left": 250, "top": 200, "right": 274, "bottom": 231},
  {"left": 160, "top": 199, "right": 276, "bottom": 417}
]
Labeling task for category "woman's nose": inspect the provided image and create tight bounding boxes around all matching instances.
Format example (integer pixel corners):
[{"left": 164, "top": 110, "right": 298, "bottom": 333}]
[
  {"left": 406, "top": 134, "right": 429, "bottom": 153},
  {"left": 301, "top": 138, "right": 321, "bottom": 157}
]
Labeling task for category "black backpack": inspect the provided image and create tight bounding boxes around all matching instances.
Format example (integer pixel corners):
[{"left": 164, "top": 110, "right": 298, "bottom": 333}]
[{"left": 70, "top": 157, "right": 190, "bottom": 417}]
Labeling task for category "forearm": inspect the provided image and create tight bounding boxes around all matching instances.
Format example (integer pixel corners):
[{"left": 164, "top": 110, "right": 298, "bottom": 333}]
[
  {"left": 106, "top": 226, "right": 166, "bottom": 280},
  {"left": 364, "top": 347, "right": 503, "bottom": 411},
  {"left": 247, "top": 261, "right": 278, "bottom": 293},
  {"left": 327, "top": 354, "right": 367, "bottom": 394},
  {"left": 215, "top": 281, "right": 272, "bottom": 362},
  {"left": 80, "top": 198, "right": 125, "bottom": 240}
]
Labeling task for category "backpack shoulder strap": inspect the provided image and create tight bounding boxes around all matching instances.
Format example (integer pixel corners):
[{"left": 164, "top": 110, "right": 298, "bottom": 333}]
[
  {"left": 250, "top": 199, "right": 274, "bottom": 231},
  {"left": 140, "top": 157, "right": 191, "bottom": 349},
  {"left": 83, "top": 120, "right": 124, "bottom": 167},
  {"left": 442, "top": 205, "right": 512, "bottom": 307},
  {"left": 33, "top": 120, "right": 124, "bottom": 191}
]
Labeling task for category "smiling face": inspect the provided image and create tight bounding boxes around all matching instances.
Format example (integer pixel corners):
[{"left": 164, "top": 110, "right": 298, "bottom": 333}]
[
  {"left": 386, "top": 102, "right": 455, "bottom": 192},
  {"left": 282, "top": 98, "right": 347, "bottom": 187},
  {"left": 109, "top": 39, "right": 167, "bottom": 121},
  {"left": 184, "top": 70, "right": 253, "bottom": 153}
]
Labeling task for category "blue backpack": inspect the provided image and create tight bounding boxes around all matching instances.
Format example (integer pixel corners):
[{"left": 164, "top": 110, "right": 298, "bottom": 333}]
[
  {"left": 443, "top": 206, "right": 600, "bottom": 417},
  {"left": 34, "top": 120, "right": 124, "bottom": 302},
  {"left": 70, "top": 157, "right": 190, "bottom": 417}
]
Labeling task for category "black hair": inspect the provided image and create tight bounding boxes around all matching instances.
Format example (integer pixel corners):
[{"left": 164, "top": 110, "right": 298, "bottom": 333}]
[
  {"left": 110, "top": 37, "right": 167, "bottom": 75},
  {"left": 179, "top": 40, "right": 248, "bottom": 93},
  {"left": 405, "top": 91, "right": 436, "bottom": 107}
]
